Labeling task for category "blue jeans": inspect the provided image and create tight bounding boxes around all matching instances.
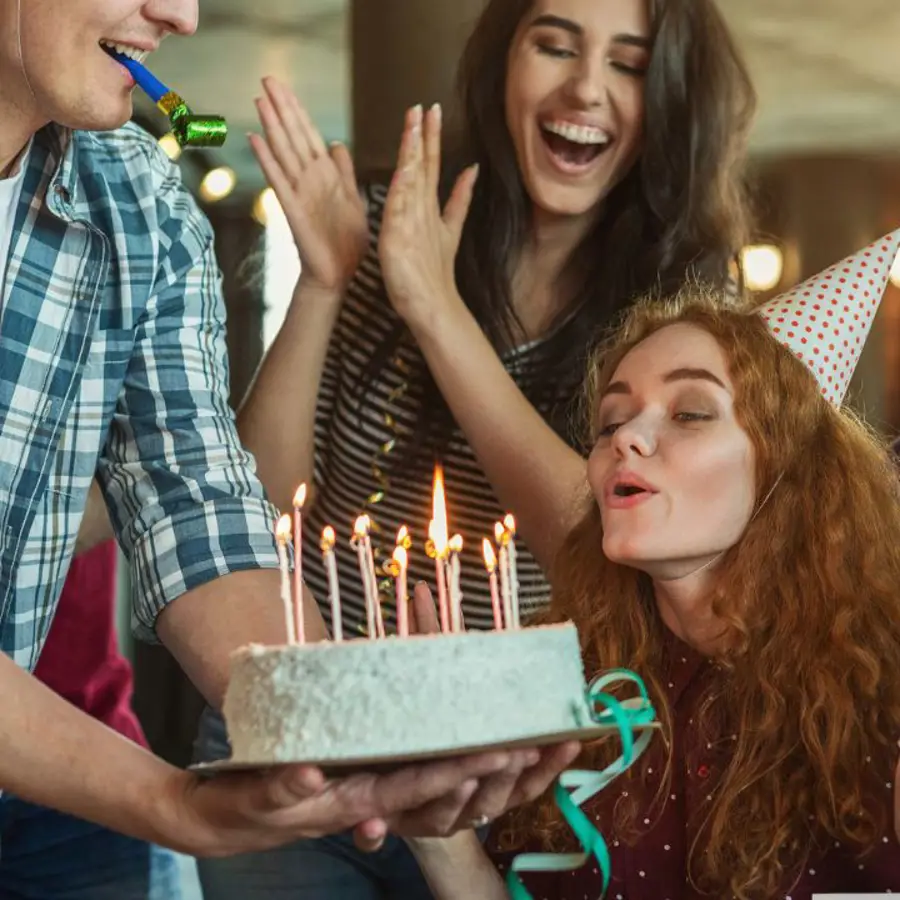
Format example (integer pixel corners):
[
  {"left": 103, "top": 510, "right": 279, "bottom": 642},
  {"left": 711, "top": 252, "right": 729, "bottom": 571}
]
[
  {"left": 195, "top": 706, "right": 436, "bottom": 900},
  {"left": 0, "top": 795, "right": 182, "bottom": 900}
]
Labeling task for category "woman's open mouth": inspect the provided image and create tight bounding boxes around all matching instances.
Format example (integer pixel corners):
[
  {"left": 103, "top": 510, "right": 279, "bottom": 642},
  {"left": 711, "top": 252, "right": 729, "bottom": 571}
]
[{"left": 539, "top": 120, "right": 611, "bottom": 172}]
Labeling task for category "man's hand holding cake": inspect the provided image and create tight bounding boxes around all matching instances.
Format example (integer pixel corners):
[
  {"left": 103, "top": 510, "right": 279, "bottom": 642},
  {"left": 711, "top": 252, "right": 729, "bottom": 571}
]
[{"left": 165, "top": 739, "right": 575, "bottom": 858}]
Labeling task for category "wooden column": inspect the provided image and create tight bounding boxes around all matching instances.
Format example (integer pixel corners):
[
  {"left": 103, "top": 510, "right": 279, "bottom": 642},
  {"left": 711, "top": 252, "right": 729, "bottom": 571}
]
[{"left": 350, "top": 0, "right": 486, "bottom": 182}]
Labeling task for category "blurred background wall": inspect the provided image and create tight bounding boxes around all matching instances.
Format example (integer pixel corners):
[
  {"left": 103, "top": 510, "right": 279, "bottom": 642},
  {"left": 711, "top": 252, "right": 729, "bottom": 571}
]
[{"left": 124, "top": 0, "right": 900, "bottom": 764}]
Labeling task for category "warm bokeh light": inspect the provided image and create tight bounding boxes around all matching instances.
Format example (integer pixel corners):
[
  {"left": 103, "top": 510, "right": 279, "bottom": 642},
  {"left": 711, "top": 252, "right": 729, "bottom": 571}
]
[
  {"left": 158, "top": 132, "right": 181, "bottom": 161},
  {"left": 199, "top": 166, "right": 236, "bottom": 203},
  {"left": 741, "top": 244, "right": 784, "bottom": 292},
  {"left": 253, "top": 186, "right": 283, "bottom": 226}
]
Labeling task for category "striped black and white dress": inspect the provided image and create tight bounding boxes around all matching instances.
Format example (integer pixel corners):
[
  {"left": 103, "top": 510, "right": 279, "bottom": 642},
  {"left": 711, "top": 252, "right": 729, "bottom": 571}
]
[{"left": 301, "top": 186, "right": 580, "bottom": 635}]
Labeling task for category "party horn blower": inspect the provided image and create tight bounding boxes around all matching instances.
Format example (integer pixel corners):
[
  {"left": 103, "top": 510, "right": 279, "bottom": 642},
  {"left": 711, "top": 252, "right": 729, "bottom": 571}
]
[{"left": 109, "top": 49, "right": 227, "bottom": 149}]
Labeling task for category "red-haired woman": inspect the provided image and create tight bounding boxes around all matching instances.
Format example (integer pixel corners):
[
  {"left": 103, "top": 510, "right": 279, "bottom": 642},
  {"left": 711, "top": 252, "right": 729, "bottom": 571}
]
[{"left": 407, "top": 264, "right": 900, "bottom": 899}]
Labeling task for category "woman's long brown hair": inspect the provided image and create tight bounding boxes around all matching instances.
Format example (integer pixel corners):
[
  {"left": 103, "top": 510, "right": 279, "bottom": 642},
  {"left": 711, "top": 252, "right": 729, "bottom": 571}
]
[{"left": 360, "top": 0, "right": 757, "bottom": 466}]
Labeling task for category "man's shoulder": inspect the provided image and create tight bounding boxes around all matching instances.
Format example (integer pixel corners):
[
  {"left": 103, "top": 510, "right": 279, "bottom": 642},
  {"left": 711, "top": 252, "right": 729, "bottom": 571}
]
[{"left": 70, "top": 122, "right": 179, "bottom": 195}]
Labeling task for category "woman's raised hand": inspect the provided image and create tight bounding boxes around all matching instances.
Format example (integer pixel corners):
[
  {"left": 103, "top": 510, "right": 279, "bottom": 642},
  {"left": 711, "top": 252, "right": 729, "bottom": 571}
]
[
  {"left": 250, "top": 77, "right": 368, "bottom": 297},
  {"left": 379, "top": 103, "right": 479, "bottom": 333}
]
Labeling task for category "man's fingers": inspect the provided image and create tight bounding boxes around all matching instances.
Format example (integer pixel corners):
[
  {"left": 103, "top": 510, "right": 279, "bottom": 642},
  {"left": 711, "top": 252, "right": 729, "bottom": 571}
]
[
  {"left": 363, "top": 752, "right": 510, "bottom": 821},
  {"left": 508, "top": 742, "right": 581, "bottom": 808},
  {"left": 393, "top": 779, "right": 480, "bottom": 838},
  {"left": 352, "top": 817, "right": 388, "bottom": 853},
  {"left": 453, "top": 749, "right": 536, "bottom": 829},
  {"left": 257, "top": 765, "right": 327, "bottom": 812}
]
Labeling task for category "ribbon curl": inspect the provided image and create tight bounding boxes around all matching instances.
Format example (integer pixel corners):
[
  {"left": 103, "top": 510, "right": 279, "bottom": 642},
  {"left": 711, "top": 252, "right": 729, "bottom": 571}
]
[{"left": 507, "top": 668, "right": 657, "bottom": 899}]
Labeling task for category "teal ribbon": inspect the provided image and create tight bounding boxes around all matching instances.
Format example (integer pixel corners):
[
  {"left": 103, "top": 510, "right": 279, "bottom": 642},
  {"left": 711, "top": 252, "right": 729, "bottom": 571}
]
[{"left": 506, "top": 668, "right": 657, "bottom": 898}]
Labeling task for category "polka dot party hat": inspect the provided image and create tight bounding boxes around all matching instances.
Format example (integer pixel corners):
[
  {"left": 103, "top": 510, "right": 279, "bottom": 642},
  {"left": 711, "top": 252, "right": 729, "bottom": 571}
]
[{"left": 758, "top": 228, "right": 900, "bottom": 405}]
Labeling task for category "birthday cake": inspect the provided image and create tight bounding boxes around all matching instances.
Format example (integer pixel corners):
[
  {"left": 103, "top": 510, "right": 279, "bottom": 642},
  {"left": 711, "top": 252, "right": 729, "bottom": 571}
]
[{"left": 222, "top": 623, "right": 594, "bottom": 764}]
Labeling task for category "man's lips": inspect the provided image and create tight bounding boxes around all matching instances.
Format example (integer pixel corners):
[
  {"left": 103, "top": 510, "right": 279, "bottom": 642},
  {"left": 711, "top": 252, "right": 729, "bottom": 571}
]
[{"left": 99, "top": 40, "right": 155, "bottom": 64}]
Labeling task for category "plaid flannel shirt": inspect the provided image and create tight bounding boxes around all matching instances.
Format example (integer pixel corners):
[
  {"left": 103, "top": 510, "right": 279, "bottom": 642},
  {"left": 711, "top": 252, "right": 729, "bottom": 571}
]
[{"left": 0, "top": 122, "right": 280, "bottom": 671}]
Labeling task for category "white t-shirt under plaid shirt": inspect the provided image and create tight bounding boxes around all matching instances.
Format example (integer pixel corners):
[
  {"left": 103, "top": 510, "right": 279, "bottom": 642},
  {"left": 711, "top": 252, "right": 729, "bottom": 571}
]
[{"left": 0, "top": 140, "right": 31, "bottom": 315}]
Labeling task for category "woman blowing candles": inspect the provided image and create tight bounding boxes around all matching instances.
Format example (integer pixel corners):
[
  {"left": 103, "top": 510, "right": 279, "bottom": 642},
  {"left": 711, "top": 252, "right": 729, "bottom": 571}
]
[
  {"left": 196, "top": 0, "right": 755, "bottom": 894},
  {"left": 406, "top": 232, "right": 900, "bottom": 900}
]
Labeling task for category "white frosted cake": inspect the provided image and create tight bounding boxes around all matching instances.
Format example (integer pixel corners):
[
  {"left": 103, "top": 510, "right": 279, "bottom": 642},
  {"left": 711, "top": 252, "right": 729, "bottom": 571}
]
[{"left": 222, "top": 623, "right": 594, "bottom": 764}]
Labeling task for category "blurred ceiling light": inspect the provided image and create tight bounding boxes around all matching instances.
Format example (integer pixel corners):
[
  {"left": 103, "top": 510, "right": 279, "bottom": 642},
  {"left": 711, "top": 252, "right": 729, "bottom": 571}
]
[
  {"left": 890, "top": 248, "right": 900, "bottom": 288},
  {"left": 741, "top": 244, "right": 783, "bottom": 292},
  {"left": 253, "top": 187, "right": 281, "bottom": 227},
  {"left": 158, "top": 132, "right": 181, "bottom": 162},
  {"left": 199, "top": 166, "right": 236, "bottom": 204}
]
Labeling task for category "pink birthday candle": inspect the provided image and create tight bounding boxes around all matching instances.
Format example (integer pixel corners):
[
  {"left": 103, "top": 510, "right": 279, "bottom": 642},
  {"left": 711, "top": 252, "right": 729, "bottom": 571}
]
[
  {"left": 482, "top": 538, "right": 504, "bottom": 630},
  {"left": 292, "top": 484, "right": 307, "bottom": 644},
  {"left": 275, "top": 515, "right": 296, "bottom": 644}
]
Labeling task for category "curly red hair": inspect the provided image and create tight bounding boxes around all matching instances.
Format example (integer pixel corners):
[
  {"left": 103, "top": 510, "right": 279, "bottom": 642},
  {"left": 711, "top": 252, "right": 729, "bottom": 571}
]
[{"left": 502, "top": 287, "right": 900, "bottom": 898}]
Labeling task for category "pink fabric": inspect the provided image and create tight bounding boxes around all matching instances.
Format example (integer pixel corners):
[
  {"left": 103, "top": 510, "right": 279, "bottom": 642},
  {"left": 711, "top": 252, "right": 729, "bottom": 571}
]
[{"left": 34, "top": 541, "right": 147, "bottom": 748}]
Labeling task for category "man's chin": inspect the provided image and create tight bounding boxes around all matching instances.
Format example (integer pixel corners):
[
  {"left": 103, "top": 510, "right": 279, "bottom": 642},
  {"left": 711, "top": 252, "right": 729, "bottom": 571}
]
[{"left": 63, "top": 98, "right": 134, "bottom": 134}]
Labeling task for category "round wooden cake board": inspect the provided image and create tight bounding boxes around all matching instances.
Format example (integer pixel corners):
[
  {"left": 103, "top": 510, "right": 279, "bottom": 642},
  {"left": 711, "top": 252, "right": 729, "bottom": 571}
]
[{"left": 189, "top": 720, "right": 660, "bottom": 777}]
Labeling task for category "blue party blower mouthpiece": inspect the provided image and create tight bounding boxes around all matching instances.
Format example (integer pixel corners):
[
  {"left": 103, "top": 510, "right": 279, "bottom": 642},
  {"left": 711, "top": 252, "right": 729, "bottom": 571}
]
[{"left": 108, "top": 48, "right": 227, "bottom": 149}]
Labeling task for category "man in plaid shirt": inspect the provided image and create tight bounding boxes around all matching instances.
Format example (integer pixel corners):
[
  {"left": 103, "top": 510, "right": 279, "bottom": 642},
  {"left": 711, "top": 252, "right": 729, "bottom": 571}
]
[{"left": 0, "top": 0, "right": 574, "bottom": 890}]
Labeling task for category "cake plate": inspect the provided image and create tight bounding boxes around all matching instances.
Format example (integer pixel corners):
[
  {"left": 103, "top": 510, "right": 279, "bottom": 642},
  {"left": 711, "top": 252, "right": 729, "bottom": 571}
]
[{"left": 189, "top": 719, "right": 660, "bottom": 777}]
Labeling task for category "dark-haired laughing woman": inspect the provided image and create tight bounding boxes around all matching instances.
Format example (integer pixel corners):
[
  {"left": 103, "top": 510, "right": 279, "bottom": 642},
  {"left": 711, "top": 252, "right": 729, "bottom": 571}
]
[{"left": 195, "top": 0, "right": 757, "bottom": 896}]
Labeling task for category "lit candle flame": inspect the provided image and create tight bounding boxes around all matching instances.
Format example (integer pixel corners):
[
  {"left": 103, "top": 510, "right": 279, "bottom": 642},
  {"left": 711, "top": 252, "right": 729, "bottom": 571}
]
[
  {"left": 448, "top": 534, "right": 463, "bottom": 553},
  {"left": 494, "top": 521, "right": 505, "bottom": 544},
  {"left": 393, "top": 543, "right": 409, "bottom": 638},
  {"left": 397, "top": 524, "right": 409, "bottom": 547},
  {"left": 321, "top": 525, "right": 336, "bottom": 552},
  {"left": 353, "top": 514, "right": 370, "bottom": 538},
  {"left": 482, "top": 538, "right": 497, "bottom": 572},
  {"left": 431, "top": 466, "right": 449, "bottom": 557},
  {"left": 293, "top": 483, "right": 308, "bottom": 508},
  {"left": 276, "top": 514, "right": 291, "bottom": 542},
  {"left": 503, "top": 513, "right": 516, "bottom": 535}
]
